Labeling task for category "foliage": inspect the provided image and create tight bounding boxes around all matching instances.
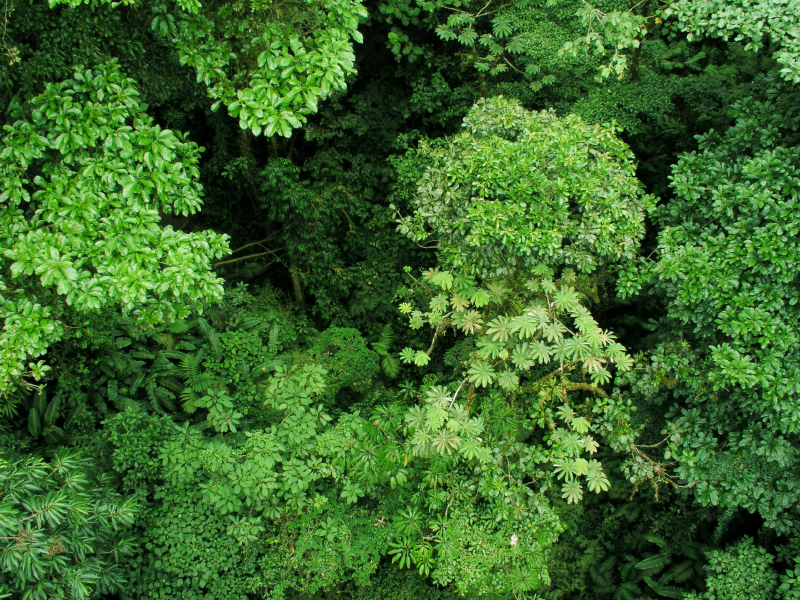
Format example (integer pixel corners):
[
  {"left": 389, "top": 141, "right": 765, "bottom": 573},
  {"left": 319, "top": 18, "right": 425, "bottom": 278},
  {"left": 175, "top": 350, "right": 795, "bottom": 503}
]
[
  {"left": 125, "top": 484, "right": 261, "bottom": 600},
  {"left": 47, "top": 0, "right": 368, "bottom": 137},
  {"left": 0, "top": 61, "right": 229, "bottom": 397},
  {"left": 684, "top": 537, "right": 778, "bottom": 600},
  {"left": 395, "top": 96, "right": 655, "bottom": 277},
  {"left": 310, "top": 327, "right": 380, "bottom": 398},
  {"left": 0, "top": 449, "right": 139, "bottom": 599},
  {"left": 666, "top": 0, "right": 800, "bottom": 83},
  {"left": 620, "top": 79, "right": 800, "bottom": 532},
  {"left": 2, "top": 0, "right": 800, "bottom": 597}
]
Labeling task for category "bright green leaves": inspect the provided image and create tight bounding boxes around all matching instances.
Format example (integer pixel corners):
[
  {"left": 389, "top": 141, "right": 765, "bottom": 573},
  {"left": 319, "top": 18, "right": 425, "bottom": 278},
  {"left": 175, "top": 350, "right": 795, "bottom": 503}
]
[
  {"left": 157, "top": 0, "right": 367, "bottom": 137},
  {"left": 396, "top": 97, "right": 654, "bottom": 278},
  {"left": 395, "top": 263, "right": 628, "bottom": 511},
  {"left": 486, "top": 315, "right": 512, "bottom": 342},
  {"left": 0, "top": 61, "right": 229, "bottom": 397},
  {"left": 431, "top": 270, "right": 454, "bottom": 290},
  {"left": 400, "top": 348, "right": 431, "bottom": 367},
  {"left": 546, "top": 401, "right": 609, "bottom": 503},
  {"left": 470, "top": 288, "right": 491, "bottom": 307},
  {"left": 586, "top": 459, "right": 611, "bottom": 493},
  {"left": 399, "top": 266, "right": 632, "bottom": 398},
  {"left": 560, "top": 479, "right": 584, "bottom": 504},
  {"left": 196, "top": 388, "right": 242, "bottom": 433},
  {"left": 47, "top": 0, "right": 367, "bottom": 137},
  {"left": 431, "top": 429, "right": 461, "bottom": 455},
  {"left": 468, "top": 361, "right": 496, "bottom": 388},
  {"left": 568, "top": 2, "right": 649, "bottom": 80}
]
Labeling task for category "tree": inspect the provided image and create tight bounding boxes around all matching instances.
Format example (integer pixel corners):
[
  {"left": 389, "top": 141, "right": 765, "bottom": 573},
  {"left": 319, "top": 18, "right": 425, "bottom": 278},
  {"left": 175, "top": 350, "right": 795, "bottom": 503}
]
[
  {"left": 44, "top": 0, "right": 368, "bottom": 137},
  {"left": 0, "top": 61, "right": 229, "bottom": 398},
  {"left": 620, "top": 78, "right": 800, "bottom": 532},
  {"left": 395, "top": 96, "right": 655, "bottom": 277},
  {"left": 666, "top": 0, "right": 800, "bottom": 84}
]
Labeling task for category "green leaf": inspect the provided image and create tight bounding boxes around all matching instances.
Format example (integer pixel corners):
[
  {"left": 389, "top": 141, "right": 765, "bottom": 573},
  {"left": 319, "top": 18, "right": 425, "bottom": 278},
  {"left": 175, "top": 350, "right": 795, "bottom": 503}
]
[
  {"left": 561, "top": 480, "right": 583, "bottom": 504},
  {"left": 470, "top": 289, "right": 491, "bottom": 308},
  {"left": 431, "top": 271, "right": 454, "bottom": 290},
  {"left": 43, "top": 394, "right": 61, "bottom": 427},
  {"left": 32, "top": 389, "right": 47, "bottom": 414},
  {"left": 43, "top": 426, "right": 65, "bottom": 444},
  {"left": 636, "top": 554, "right": 671, "bottom": 571},
  {"left": 467, "top": 361, "right": 496, "bottom": 388},
  {"left": 28, "top": 407, "right": 42, "bottom": 438}
]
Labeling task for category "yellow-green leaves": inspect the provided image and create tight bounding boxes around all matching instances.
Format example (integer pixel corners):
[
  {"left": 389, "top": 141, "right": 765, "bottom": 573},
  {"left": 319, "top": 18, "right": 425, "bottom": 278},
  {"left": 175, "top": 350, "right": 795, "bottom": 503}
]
[
  {"left": 468, "top": 361, "right": 496, "bottom": 388},
  {"left": 399, "top": 266, "right": 632, "bottom": 397}
]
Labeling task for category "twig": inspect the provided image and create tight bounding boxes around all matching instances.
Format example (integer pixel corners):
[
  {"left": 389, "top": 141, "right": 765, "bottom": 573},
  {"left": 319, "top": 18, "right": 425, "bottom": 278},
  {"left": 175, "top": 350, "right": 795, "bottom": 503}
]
[
  {"left": 226, "top": 234, "right": 281, "bottom": 256},
  {"left": 213, "top": 250, "right": 283, "bottom": 268}
]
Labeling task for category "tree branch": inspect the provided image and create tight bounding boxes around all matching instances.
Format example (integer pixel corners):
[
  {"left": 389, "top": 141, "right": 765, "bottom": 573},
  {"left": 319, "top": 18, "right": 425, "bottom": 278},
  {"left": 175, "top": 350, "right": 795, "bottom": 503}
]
[{"left": 213, "top": 251, "right": 283, "bottom": 268}]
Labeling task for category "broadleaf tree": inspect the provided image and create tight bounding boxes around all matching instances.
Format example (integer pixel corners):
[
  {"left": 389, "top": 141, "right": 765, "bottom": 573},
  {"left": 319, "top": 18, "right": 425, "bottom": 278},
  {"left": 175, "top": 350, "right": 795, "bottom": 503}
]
[{"left": 0, "top": 61, "right": 229, "bottom": 397}]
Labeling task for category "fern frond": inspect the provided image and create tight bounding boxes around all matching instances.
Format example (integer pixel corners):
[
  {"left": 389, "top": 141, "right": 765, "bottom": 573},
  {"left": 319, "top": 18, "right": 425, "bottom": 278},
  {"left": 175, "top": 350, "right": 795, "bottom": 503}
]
[
  {"left": 594, "top": 584, "right": 616, "bottom": 595},
  {"left": 643, "top": 534, "right": 670, "bottom": 549},
  {"left": 379, "top": 324, "right": 394, "bottom": 349},
  {"left": 382, "top": 355, "right": 400, "bottom": 378},
  {"left": 350, "top": 297, "right": 367, "bottom": 316},
  {"left": 169, "top": 320, "right": 191, "bottom": 334},
  {"left": 180, "top": 352, "right": 203, "bottom": 380},
  {"left": 196, "top": 317, "right": 221, "bottom": 360},
  {"left": 615, "top": 582, "right": 642, "bottom": 600},
  {"left": 181, "top": 389, "right": 198, "bottom": 414},
  {"left": 155, "top": 332, "right": 175, "bottom": 349},
  {"left": 128, "top": 372, "right": 146, "bottom": 396},
  {"left": 189, "top": 373, "right": 215, "bottom": 393},
  {"left": 661, "top": 559, "right": 695, "bottom": 584},
  {"left": 365, "top": 295, "right": 379, "bottom": 311},
  {"left": 644, "top": 576, "right": 685, "bottom": 599},
  {"left": 636, "top": 553, "right": 671, "bottom": 571}
]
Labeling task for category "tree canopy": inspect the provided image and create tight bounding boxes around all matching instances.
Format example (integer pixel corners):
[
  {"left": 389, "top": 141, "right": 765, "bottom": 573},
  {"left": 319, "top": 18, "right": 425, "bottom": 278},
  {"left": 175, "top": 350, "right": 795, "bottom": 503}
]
[{"left": 2, "top": 0, "right": 800, "bottom": 598}]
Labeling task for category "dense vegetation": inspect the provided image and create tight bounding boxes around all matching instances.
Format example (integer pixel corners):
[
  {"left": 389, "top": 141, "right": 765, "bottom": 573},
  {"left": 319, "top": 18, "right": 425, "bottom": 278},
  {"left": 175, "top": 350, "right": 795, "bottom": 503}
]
[{"left": 1, "top": 0, "right": 799, "bottom": 597}]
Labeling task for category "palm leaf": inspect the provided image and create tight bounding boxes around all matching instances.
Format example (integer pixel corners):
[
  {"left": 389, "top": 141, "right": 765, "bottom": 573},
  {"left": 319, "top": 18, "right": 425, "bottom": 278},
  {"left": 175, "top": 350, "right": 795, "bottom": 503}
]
[{"left": 636, "top": 553, "right": 671, "bottom": 571}]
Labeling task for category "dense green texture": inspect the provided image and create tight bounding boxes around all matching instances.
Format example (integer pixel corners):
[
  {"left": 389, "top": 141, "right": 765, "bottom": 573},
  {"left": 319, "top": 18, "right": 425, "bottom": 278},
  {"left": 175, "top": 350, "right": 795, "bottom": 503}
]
[{"left": 2, "top": 0, "right": 800, "bottom": 598}]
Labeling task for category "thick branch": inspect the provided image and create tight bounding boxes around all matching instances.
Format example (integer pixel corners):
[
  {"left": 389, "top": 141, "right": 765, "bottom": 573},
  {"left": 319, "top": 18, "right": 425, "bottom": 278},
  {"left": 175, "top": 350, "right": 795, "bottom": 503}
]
[{"left": 565, "top": 383, "right": 608, "bottom": 398}]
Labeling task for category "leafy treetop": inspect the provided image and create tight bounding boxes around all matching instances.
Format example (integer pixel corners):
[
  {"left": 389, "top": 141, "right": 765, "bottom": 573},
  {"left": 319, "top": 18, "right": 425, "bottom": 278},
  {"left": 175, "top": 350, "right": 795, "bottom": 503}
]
[
  {"left": 396, "top": 96, "right": 655, "bottom": 277},
  {"left": 0, "top": 61, "right": 229, "bottom": 397},
  {"left": 47, "top": 0, "right": 368, "bottom": 137}
]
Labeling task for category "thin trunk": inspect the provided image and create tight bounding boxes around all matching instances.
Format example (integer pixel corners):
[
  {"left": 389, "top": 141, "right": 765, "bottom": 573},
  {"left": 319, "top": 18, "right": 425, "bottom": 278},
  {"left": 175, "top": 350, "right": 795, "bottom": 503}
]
[{"left": 289, "top": 259, "right": 304, "bottom": 304}]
